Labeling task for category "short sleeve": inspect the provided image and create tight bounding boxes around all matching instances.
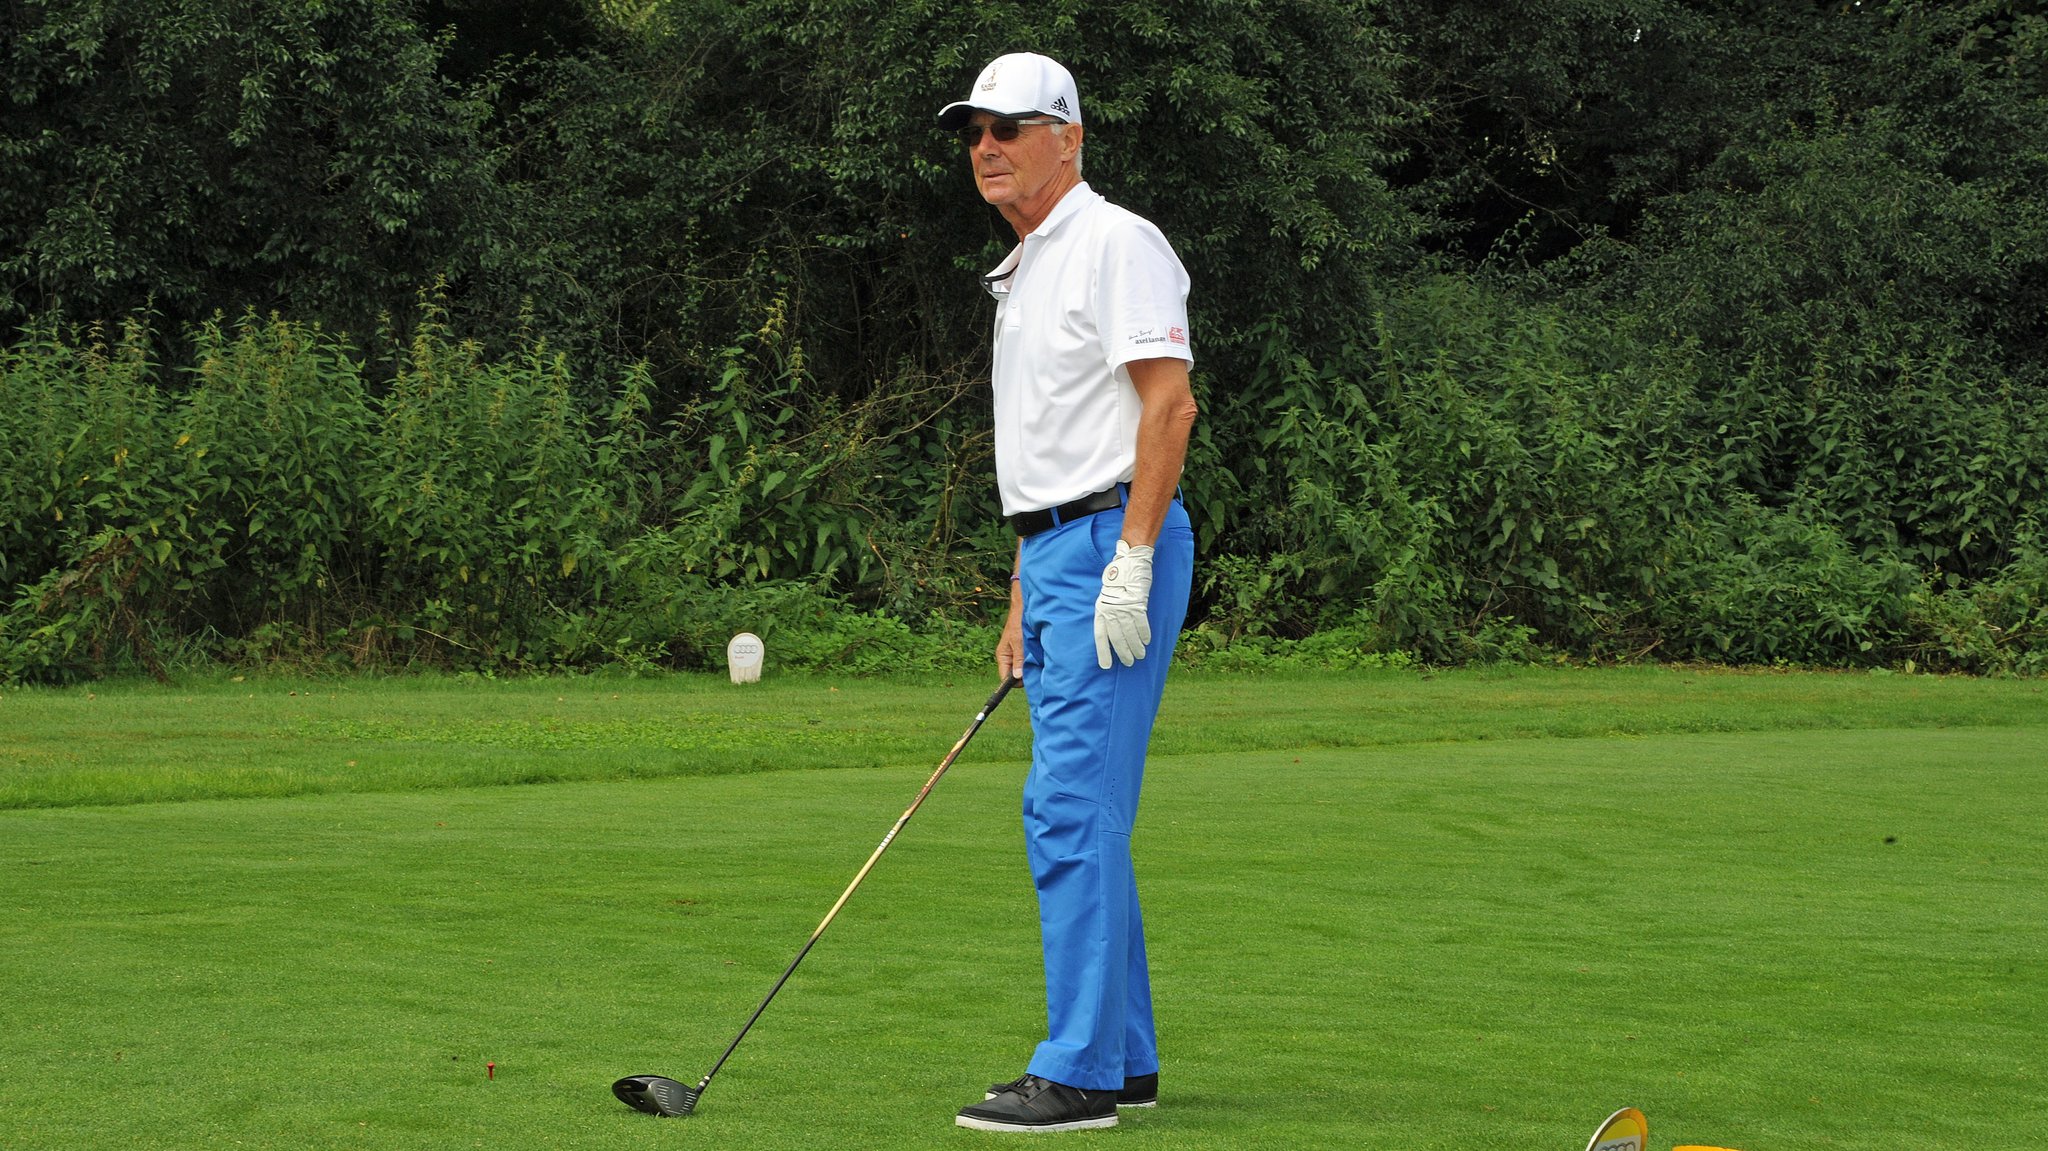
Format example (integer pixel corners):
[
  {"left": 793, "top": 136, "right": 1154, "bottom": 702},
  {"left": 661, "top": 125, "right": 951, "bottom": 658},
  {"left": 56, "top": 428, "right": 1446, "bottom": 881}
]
[{"left": 1096, "top": 219, "right": 1193, "bottom": 370}]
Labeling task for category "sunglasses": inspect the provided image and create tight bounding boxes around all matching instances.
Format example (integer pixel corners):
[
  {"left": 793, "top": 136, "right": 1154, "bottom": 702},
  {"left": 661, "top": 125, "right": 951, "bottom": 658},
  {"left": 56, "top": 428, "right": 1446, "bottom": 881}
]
[{"left": 956, "top": 117, "right": 1065, "bottom": 147}]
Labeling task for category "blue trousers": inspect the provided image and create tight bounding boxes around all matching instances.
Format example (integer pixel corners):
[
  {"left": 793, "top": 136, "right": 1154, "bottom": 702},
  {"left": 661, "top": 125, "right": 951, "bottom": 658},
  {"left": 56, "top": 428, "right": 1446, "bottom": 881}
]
[{"left": 1016, "top": 498, "right": 1194, "bottom": 1091}]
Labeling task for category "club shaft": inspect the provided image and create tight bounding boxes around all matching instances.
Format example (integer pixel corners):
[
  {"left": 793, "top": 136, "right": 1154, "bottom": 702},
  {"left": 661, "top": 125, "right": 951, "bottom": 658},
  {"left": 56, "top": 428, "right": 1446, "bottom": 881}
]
[{"left": 694, "top": 676, "right": 1018, "bottom": 1093}]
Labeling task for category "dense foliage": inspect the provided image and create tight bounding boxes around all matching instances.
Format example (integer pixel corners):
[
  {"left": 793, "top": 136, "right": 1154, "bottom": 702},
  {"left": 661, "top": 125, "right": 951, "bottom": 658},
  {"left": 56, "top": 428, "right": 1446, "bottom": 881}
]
[{"left": 3, "top": 0, "right": 2044, "bottom": 679}]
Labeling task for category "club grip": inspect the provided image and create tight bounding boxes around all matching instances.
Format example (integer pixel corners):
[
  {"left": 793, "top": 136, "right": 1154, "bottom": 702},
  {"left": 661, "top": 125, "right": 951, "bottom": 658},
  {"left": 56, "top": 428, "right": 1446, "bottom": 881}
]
[{"left": 983, "top": 674, "right": 1018, "bottom": 715}]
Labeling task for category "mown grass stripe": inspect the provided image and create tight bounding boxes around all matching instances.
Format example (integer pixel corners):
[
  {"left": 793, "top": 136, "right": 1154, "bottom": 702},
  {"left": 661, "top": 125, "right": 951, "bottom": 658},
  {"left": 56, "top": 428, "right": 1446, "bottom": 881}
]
[{"left": 2, "top": 666, "right": 2041, "bottom": 809}]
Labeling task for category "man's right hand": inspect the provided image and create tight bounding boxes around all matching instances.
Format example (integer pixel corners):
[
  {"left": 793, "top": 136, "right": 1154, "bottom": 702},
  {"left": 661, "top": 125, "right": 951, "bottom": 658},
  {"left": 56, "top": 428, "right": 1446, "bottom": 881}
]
[{"left": 996, "top": 599, "right": 1025, "bottom": 681}]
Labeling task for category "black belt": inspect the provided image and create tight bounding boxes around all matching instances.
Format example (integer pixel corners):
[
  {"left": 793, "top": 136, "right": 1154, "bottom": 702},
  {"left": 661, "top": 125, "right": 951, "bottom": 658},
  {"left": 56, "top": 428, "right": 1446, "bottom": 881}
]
[{"left": 1009, "top": 485, "right": 1125, "bottom": 537}]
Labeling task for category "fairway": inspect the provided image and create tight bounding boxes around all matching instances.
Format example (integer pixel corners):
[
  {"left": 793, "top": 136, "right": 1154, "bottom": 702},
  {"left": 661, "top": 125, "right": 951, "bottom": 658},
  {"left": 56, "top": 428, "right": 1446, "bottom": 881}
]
[{"left": 1, "top": 670, "right": 2043, "bottom": 1150}]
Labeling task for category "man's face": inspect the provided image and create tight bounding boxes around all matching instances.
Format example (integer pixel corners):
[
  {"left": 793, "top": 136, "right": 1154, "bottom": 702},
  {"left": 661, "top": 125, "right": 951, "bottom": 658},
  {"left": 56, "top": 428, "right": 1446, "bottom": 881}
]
[{"left": 968, "top": 112, "right": 1080, "bottom": 219}]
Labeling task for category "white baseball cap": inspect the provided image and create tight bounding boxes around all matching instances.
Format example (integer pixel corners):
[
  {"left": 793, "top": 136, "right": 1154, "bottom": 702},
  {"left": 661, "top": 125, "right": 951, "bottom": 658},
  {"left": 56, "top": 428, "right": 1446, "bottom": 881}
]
[{"left": 936, "top": 52, "right": 1082, "bottom": 130}]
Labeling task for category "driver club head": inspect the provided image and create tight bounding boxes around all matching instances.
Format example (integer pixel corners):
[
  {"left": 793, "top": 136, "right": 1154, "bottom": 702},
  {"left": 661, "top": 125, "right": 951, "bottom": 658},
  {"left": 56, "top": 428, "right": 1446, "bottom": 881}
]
[{"left": 612, "top": 1074, "right": 702, "bottom": 1117}]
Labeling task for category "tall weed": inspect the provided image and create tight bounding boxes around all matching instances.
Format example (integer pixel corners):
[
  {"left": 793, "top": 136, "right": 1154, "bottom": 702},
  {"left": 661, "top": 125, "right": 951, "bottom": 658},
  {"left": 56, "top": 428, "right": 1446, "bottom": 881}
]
[
  {"left": 0, "top": 318, "right": 195, "bottom": 679},
  {"left": 181, "top": 313, "right": 372, "bottom": 633}
]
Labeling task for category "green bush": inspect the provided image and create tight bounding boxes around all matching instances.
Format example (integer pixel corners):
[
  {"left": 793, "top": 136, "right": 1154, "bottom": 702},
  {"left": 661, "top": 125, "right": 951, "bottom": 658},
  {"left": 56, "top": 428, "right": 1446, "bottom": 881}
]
[
  {"left": 181, "top": 313, "right": 374, "bottom": 633},
  {"left": 0, "top": 318, "right": 197, "bottom": 680},
  {"left": 1905, "top": 544, "right": 2048, "bottom": 676},
  {"left": 1648, "top": 498, "right": 1916, "bottom": 665},
  {"left": 0, "top": 306, "right": 1012, "bottom": 681}
]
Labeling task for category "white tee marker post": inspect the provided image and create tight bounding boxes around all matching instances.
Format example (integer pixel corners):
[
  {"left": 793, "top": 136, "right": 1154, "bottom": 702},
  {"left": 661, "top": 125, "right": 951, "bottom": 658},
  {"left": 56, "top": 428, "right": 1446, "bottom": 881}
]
[{"left": 727, "top": 632, "right": 764, "bottom": 684}]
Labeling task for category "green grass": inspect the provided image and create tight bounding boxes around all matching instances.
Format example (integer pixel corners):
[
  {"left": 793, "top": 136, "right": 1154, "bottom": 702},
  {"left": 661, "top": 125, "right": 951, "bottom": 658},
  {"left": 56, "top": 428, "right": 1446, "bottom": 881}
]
[
  {"left": 1, "top": 668, "right": 2043, "bottom": 1149},
  {"left": 2, "top": 665, "right": 2042, "bottom": 808}
]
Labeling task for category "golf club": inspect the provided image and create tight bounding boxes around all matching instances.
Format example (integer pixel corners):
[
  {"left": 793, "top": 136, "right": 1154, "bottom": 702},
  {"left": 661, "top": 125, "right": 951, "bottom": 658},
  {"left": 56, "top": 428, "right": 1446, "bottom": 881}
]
[{"left": 612, "top": 675, "right": 1019, "bottom": 1118}]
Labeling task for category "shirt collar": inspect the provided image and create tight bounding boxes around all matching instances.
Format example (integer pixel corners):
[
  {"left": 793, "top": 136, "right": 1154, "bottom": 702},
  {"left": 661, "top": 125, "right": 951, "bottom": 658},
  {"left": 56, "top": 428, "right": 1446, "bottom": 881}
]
[
  {"left": 982, "top": 182, "right": 1099, "bottom": 297},
  {"left": 1030, "top": 181, "right": 1098, "bottom": 240}
]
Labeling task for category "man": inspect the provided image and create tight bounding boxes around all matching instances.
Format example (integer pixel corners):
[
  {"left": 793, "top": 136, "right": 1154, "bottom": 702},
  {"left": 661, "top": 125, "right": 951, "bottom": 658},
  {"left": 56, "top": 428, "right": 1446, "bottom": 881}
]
[{"left": 938, "top": 52, "right": 1199, "bottom": 1133}]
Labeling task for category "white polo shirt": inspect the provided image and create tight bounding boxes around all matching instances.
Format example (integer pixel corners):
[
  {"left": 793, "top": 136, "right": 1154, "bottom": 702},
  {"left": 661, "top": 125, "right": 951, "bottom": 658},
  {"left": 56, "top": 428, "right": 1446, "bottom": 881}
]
[{"left": 983, "top": 183, "right": 1193, "bottom": 516}]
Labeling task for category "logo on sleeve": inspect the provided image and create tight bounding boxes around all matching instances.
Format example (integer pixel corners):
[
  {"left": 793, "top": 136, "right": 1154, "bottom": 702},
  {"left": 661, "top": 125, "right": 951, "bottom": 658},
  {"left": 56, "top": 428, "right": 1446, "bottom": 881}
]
[{"left": 1169, "top": 326, "right": 1187, "bottom": 345}]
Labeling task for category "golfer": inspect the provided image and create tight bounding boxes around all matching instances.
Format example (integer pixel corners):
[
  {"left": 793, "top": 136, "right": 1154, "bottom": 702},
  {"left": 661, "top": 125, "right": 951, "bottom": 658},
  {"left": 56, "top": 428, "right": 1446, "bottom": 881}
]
[{"left": 939, "top": 52, "right": 1198, "bottom": 1133}]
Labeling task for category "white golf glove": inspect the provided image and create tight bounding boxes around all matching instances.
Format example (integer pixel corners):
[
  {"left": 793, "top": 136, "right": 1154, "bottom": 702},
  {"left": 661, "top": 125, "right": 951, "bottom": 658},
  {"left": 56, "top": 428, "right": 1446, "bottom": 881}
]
[{"left": 1094, "top": 540, "right": 1154, "bottom": 669}]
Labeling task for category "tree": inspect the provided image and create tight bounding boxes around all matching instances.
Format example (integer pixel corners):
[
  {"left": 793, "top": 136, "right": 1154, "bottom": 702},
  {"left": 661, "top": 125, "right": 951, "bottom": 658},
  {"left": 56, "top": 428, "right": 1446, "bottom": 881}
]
[{"left": 0, "top": 0, "right": 492, "bottom": 343}]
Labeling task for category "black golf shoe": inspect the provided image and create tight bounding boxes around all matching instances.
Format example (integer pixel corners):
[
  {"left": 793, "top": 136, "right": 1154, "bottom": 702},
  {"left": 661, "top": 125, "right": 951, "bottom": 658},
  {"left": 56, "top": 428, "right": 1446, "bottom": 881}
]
[
  {"left": 957, "top": 1074, "right": 1118, "bottom": 1132},
  {"left": 986, "top": 1071, "right": 1158, "bottom": 1108}
]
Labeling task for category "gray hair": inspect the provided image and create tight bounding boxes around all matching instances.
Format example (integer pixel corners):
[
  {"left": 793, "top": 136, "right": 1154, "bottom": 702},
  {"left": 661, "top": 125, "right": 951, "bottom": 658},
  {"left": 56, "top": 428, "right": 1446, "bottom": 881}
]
[{"left": 1050, "top": 122, "right": 1084, "bottom": 178}]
